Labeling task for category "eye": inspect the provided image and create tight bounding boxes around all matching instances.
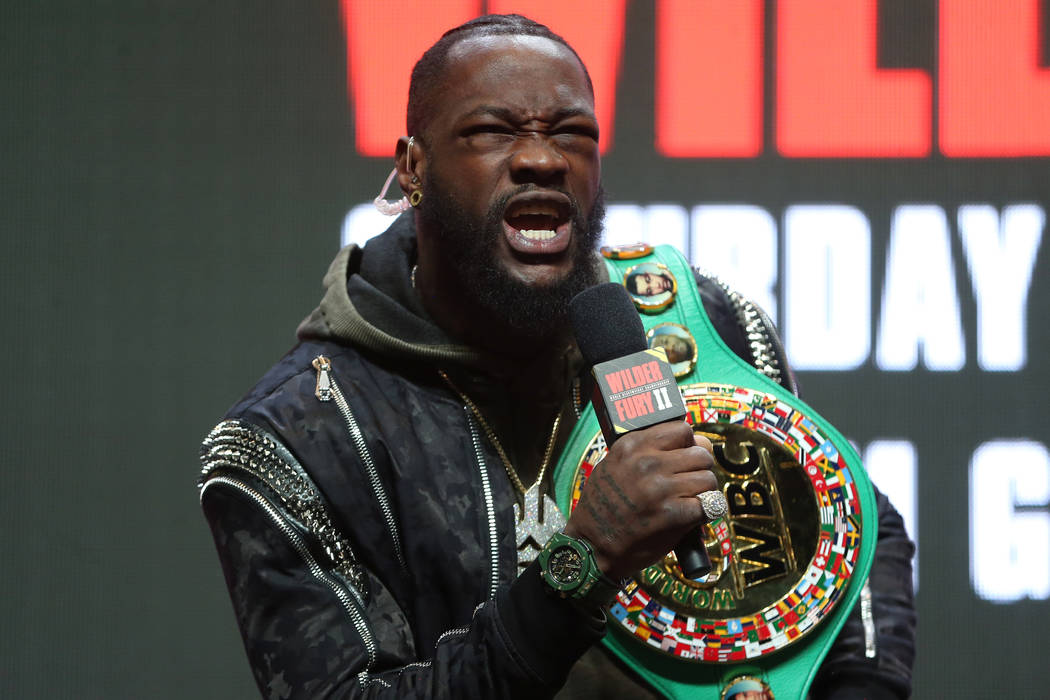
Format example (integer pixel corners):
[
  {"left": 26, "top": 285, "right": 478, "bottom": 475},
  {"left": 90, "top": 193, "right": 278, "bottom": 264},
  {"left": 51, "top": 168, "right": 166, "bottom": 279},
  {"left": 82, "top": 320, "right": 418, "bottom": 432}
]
[
  {"left": 557, "top": 124, "right": 599, "bottom": 139},
  {"left": 462, "top": 123, "right": 516, "bottom": 147},
  {"left": 464, "top": 123, "right": 514, "bottom": 136},
  {"left": 552, "top": 120, "right": 599, "bottom": 142}
]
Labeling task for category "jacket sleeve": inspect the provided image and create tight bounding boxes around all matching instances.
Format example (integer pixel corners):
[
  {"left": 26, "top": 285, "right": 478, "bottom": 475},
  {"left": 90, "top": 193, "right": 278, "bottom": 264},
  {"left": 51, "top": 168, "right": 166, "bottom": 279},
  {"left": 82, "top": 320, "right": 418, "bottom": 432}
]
[
  {"left": 199, "top": 422, "right": 604, "bottom": 700},
  {"left": 696, "top": 271, "right": 917, "bottom": 699}
]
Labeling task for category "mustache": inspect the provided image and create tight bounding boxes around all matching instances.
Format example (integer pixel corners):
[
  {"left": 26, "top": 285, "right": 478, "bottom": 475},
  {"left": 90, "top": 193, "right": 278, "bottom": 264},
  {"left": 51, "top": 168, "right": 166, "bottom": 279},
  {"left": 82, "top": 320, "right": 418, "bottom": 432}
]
[{"left": 490, "top": 184, "right": 580, "bottom": 220}]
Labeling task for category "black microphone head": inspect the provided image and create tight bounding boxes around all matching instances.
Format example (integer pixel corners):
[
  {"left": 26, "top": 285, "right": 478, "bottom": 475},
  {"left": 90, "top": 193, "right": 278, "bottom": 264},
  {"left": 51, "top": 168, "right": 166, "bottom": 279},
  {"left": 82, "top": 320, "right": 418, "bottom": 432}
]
[{"left": 570, "top": 283, "right": 648, "bottom": 366}]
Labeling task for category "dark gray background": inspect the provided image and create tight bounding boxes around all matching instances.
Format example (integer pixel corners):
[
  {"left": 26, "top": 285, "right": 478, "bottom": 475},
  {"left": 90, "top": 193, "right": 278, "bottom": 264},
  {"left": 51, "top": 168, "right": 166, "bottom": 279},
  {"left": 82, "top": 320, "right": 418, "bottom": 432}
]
[{"left": 4, "top": 2, "right": 1047, "bottom": 697}]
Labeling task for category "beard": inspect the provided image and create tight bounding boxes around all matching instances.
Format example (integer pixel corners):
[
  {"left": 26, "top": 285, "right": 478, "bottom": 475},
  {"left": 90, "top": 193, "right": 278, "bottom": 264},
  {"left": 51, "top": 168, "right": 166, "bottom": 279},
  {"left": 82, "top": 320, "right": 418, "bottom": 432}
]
[{"left": 418, "top": 176, "right": 605, "bottom": 338}]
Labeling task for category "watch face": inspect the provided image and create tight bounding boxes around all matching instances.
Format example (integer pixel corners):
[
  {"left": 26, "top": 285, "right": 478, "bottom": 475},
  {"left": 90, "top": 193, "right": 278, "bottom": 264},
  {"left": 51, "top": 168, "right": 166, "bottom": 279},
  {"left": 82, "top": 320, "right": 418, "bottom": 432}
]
[{"left": 548, "top": 547, "right": 584, "bottom": 585}]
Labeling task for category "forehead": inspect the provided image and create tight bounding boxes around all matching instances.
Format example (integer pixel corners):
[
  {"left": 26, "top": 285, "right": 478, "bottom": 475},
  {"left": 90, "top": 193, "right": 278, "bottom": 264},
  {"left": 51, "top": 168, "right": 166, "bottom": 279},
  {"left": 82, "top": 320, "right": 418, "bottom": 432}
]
[{"left": 430, "top": 34, "right": 594, "bottom": 124}]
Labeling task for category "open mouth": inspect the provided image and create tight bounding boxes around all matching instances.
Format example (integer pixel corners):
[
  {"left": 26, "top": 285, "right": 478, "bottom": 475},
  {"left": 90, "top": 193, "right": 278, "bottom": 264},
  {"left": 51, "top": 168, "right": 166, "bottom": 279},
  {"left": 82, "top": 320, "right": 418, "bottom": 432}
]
[{"left": 502, "top": 193, "right": 573, "bottom": 254}]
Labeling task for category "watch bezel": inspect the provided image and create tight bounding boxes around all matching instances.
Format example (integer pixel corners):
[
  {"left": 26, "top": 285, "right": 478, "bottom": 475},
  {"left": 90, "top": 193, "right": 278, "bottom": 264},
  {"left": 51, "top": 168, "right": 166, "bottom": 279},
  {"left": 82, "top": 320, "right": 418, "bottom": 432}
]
[
  {"left": 546, "top": 543, "right": 586, "bottom": 590},
  {"left": 539, "top": 533, "right": 591, "bottom": 594}
]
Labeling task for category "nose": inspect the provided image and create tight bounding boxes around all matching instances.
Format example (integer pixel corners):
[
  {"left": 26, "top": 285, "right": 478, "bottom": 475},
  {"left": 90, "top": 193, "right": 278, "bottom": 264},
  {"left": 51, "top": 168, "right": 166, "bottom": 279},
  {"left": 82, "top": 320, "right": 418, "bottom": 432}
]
[{"left": 509, "top": 133, "right": 568, "bottom": 185}]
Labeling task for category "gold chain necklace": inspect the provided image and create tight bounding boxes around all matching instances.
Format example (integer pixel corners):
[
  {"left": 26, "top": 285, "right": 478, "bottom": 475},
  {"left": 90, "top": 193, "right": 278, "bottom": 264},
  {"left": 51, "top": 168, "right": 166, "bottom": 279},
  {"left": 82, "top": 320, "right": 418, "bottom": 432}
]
[
  {"left": 439, "top": 369, "right": 568, "bottom": 572},
  {"left": 438, "top": 370, "right": 561, "bottom": 495}
]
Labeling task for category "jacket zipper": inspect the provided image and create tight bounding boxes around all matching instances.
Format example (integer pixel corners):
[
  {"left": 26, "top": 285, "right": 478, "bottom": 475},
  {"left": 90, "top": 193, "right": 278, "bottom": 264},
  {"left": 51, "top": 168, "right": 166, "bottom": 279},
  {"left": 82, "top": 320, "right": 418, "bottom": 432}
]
[
  {"left": 860, "top": 580, "right": 877, "bottom": 658},
  {"left": 313, "top": 355, "right": 406, "bottom": 571},
  {"left": 465, "top": 410, "right": 500, "bottom": 600},
  {"left": 200, "top": 475, "right": 377, "bottom": 667}
]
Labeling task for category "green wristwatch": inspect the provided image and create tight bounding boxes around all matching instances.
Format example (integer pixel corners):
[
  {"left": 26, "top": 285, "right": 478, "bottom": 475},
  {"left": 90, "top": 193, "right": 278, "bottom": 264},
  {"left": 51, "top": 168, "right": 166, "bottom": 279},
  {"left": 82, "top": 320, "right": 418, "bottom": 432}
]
[{"left": 538, "top": 531, "right": 621, "bottom": 610}]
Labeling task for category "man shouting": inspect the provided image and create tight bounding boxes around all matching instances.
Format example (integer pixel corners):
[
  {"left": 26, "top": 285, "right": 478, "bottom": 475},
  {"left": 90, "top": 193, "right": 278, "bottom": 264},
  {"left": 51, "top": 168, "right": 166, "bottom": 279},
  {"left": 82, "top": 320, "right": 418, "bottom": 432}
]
[{"left": 199, "top": 14, "right": 914, "bottom": 699}]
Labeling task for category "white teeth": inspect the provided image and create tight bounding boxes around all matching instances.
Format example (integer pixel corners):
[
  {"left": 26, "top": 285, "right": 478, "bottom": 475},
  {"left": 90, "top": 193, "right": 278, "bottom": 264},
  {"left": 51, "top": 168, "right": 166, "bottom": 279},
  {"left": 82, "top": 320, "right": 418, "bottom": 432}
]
[{"left": 520, "top": 229, "right": 556, "bottom": 241}]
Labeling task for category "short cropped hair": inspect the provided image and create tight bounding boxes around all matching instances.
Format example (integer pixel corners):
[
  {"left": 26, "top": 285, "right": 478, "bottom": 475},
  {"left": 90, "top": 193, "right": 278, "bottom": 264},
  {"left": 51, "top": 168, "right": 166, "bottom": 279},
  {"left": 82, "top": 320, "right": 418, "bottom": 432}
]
[
  {"left": 624, "top": 271, "right": 643, "bottom": 295},
  {"left": 406, "top": 14, "right": 593, "bottom": 138}
]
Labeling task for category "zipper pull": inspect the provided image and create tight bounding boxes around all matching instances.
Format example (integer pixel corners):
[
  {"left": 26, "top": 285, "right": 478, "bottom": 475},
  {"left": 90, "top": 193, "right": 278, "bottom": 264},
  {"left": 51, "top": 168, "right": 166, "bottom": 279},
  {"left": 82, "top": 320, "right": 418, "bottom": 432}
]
[{"left": 312, "top": 355, "right": 333, "bottom": 401}]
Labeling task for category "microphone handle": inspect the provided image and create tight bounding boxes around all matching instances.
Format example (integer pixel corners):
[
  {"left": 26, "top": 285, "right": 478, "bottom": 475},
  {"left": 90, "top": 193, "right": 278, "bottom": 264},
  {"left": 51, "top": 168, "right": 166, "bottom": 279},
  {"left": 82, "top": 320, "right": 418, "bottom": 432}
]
[{"left": 674, "top": 524, "right": 712, "bottom": 580}]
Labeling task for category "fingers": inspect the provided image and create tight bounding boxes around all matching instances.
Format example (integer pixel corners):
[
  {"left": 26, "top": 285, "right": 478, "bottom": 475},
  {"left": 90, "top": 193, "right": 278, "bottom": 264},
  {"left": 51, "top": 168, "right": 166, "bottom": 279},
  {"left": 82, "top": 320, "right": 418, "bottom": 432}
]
[
  {"left": 673, "top": 469, "right": 718, "bottom": 498},
  {"left": 646, "top": 486, "right": 721, "bottom": 533},
  {"left": 612, "top": 422, "right": 713, "bottom": 470},
  {"left": 694, "top": 432, "right": 713, "bottom": 452},
  {"left": 616, "top": 419, "right": 695, "bottom": 452},
  {"left": 663, "top": 444, "right": 715, "bottom": 474}
]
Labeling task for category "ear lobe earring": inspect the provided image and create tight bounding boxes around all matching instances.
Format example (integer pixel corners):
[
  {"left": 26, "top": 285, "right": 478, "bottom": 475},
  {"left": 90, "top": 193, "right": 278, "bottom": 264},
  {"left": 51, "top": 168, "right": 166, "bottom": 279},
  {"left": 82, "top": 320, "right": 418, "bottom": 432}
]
[{"left": 373, "top": 136, "right": 420, "bottom": 215}]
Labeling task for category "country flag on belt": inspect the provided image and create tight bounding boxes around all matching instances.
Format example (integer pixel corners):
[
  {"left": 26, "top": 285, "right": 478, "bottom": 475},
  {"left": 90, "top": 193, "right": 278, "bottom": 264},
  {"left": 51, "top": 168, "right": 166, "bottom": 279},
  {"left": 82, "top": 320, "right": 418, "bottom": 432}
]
[
  {"left": 775, "top": 410, "right": 797, "bottom": 432},
  {"left": 804, "top": 563, "right": 824, "bottom": 587},
  {"left": 844, "top": 519, "right": 861, "bottom": 546},
  {"left": 791, "top": 418, "right": 819, "bottom": 449},
  {"left": 627, "top": 590, "right": 647, "bottom": 611},
  {"left": 814, "top": 486, "right": 831, "bottom": 510}
]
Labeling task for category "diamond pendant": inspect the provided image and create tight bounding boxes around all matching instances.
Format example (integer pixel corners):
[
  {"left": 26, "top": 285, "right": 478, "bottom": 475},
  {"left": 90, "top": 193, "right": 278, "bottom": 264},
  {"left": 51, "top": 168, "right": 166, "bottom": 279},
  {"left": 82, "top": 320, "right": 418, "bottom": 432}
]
[{"left": 513, "top": 483, "right": 567, "bottom": 573}]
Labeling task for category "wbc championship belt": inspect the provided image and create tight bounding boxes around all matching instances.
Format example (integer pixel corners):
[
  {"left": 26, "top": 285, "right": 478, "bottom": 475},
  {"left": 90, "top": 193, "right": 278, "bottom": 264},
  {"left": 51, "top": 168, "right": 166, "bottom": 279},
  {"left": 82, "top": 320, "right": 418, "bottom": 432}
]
[{"left": 552, "top": 244, "right": 877, "bottom": 699}]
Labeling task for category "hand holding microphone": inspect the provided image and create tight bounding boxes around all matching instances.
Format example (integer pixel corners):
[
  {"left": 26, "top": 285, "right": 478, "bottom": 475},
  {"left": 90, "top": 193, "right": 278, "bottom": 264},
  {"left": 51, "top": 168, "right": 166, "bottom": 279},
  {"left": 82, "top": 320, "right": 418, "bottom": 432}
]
[{"left": 563, "top": 283, "right": 726, "bottom": 580}]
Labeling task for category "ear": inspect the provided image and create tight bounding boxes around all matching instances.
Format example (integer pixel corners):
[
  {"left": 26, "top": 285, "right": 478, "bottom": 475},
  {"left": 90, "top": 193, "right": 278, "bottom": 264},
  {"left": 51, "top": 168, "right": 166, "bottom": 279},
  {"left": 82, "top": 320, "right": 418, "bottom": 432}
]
[{"left": 395, "top": 135, "right": 425, "bottom": 196}]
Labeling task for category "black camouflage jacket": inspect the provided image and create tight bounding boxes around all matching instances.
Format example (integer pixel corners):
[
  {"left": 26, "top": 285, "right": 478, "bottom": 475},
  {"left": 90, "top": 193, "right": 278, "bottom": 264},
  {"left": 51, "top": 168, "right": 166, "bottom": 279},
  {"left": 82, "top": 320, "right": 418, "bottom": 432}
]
[{"left": 199, "top": 218, "right": 915, "bottom": 699}]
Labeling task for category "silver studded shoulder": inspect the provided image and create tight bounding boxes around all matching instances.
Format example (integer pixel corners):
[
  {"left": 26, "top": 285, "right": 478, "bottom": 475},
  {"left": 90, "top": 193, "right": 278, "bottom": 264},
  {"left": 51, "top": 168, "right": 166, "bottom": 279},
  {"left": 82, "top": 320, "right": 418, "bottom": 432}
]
[
  {"left": 697, "top": 270, "right": 789, "bottom": 390},
  {"left": 199, "top": 419, "right": 367, "bottom": 595}
]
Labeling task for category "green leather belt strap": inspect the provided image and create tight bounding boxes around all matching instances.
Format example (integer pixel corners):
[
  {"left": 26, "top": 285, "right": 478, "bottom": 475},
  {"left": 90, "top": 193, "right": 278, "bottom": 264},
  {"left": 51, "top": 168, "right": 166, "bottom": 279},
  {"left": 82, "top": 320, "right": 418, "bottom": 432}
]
[{"left": 552, "top": 245, "right": 878, "bottom": 699}]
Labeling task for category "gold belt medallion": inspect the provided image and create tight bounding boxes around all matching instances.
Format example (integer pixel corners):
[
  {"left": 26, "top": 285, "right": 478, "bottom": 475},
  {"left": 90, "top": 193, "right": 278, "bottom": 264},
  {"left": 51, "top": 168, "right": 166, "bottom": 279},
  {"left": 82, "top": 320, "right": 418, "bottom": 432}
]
[{"left": 570, "top": 383, "right": 864, "bottom": 663}]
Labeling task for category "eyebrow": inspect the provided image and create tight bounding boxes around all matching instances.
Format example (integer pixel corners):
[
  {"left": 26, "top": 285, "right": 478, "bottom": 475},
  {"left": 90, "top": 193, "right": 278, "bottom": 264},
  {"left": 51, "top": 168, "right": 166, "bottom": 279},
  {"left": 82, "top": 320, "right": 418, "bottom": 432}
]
[{"left": 459, "top": 105, "right": 596, "bottom": 124}]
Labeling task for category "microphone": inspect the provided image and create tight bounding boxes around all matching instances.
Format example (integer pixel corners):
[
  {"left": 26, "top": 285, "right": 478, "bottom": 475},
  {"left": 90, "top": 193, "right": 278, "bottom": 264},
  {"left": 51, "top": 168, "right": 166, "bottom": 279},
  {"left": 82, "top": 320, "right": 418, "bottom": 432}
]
[{"left": 570, "top": 283, "right": 712, "bottom": 579}]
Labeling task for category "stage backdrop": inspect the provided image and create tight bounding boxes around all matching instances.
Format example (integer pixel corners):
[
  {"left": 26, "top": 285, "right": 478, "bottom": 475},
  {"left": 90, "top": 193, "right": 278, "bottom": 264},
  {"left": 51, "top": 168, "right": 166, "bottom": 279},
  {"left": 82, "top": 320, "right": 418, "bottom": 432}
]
[{"left": 4, "top": 1, "right": 1047, "bottom": 697}]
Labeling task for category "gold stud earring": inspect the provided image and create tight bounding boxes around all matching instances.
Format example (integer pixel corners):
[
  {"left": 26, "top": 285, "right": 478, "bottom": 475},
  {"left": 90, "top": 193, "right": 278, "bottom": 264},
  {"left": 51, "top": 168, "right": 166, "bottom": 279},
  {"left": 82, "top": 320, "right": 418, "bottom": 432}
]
[{"left": 409, "top": 189, "right": 423, "bottom": 207}]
